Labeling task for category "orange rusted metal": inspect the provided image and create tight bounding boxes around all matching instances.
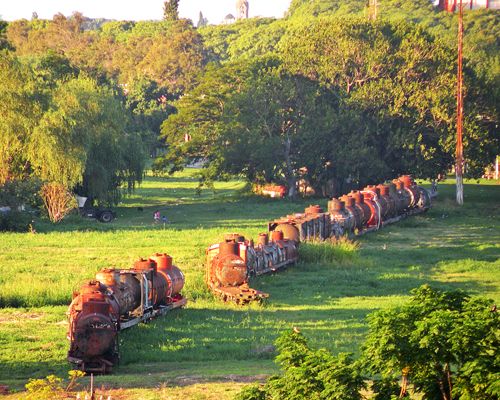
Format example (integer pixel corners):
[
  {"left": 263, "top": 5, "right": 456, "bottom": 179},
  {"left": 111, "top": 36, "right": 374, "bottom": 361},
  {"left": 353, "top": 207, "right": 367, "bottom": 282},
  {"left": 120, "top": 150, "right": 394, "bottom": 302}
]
[{"left": 68, "top": 254, "right": 186, "bottom": 374}]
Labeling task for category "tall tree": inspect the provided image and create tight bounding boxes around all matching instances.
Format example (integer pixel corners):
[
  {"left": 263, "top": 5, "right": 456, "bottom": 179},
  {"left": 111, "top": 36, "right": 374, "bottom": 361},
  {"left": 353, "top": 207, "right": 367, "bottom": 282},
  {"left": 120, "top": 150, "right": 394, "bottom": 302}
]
[
  {"left": 156, "top": 57, "right": 337, "bottom": 196},
  {"left": 163, "top": 0, "right": 179, "bottom": 21},
  {"left": 363, "top": 285, "right": 499, "bottom": 400},
  {"left": 0, "top": 52, "right": 145, "bottom": 205},
  {"left": 0, "top": 19, "right": 9, "bottom": 50},
  {"left": 0, "top": 53, "right": 39, "bottom": 184},
  {"left": 279, "top": 18, "right": 498, "bottom": 182}
]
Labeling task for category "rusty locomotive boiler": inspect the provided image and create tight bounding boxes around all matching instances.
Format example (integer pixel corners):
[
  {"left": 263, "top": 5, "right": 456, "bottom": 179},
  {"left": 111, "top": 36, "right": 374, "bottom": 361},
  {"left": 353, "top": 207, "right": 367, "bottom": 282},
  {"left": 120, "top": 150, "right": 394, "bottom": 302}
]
[
  {"left": 67, "top": 253, "right": 186, "bottom": 373},
  {"left": 269, "top": 175, "right": 432, "bottom": 241},
  {"left": 206, "top": 232, "right": 298, "bottom": 304},
  {"left": 207, "top": 175, "right": 431, "bottom": 304}
]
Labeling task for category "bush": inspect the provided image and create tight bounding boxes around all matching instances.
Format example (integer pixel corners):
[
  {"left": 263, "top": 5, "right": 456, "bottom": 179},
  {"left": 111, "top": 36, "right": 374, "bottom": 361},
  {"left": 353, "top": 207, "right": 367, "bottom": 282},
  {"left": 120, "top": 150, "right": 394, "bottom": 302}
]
[
  {"left": 235, "top": 329, "right": 365, "bottom": 400},
  {"left": 0, "top": 210, "right": 32, "bottom": 232},
  {"left": 362, "top": 285, "right": 499, "bottom": 400},
  {"left": 0, "top": 178, "right": 42, "bottom": 209}
]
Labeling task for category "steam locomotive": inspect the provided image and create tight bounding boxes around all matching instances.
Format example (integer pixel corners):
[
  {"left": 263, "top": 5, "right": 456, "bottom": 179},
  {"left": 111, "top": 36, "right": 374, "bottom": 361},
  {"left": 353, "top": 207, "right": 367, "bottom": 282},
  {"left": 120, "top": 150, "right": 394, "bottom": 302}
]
[
  {"left": 206, "top": 232, "right": 299, "bottom": 303},
  {"left": 268, "top": 175, "right": 431, "bottom": 242},
  {"left": 207, "top": 175, "right": 431, "bottom": 303},
  {"left": 67, "top": 253, "right": 186, "bottom": 373}
]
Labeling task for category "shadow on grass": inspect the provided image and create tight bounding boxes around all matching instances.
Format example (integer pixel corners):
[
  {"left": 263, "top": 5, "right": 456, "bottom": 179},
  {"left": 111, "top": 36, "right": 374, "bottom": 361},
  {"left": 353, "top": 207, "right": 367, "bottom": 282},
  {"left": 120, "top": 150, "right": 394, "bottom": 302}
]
[{"left": 33, "top": 194, "right": 318, "bottom": 234}]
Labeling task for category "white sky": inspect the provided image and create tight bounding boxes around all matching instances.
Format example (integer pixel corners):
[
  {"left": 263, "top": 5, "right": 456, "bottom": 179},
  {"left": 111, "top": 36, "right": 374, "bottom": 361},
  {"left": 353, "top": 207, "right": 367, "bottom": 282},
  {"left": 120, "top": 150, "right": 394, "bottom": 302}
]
[{"left": 0, "top": 0, "right": 292, "bottom": 24}]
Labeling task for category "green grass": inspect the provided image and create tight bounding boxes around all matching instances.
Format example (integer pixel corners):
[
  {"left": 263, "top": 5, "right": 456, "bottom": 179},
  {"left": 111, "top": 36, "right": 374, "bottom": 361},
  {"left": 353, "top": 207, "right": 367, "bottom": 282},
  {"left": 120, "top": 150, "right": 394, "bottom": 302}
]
[{"left": 0, "top": 172, "right": 498, "bottom": 398}]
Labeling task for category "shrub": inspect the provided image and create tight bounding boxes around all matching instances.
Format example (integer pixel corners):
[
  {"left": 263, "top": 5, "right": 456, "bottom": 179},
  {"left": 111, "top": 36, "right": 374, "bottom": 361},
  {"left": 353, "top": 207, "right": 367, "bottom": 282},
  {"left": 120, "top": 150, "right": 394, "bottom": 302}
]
[
  {"left": 362, "top": 285, "right": 499, "bottom": 400},
  {"left": 0, "top": 210, "right": 32, "bottom": 232},
  {"left": 235, "top": 329, "right": 365, "bottom": 400}
]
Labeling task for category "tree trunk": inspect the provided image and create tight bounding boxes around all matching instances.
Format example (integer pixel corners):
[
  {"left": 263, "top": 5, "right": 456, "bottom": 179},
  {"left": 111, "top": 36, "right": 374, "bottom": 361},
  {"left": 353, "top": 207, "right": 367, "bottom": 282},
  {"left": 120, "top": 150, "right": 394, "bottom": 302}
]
[{"left": 283, "top": 137, "right": 297, "bottom": 198}]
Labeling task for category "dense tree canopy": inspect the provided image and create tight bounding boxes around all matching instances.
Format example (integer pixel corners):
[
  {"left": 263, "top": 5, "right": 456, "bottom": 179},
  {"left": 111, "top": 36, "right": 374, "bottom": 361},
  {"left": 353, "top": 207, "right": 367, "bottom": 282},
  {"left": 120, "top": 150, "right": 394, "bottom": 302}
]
[
  {"left": 0, "top": 52, "right": 145, "bottom": 204},
  {"left": 1, "top": 2, "right": 498, "bottom": 199},
  {"left": 157, "top": 16, "right": 498, "bottom": 195},
  {"left": 157, "top": 57, "right": 338, "bottom": 195}
]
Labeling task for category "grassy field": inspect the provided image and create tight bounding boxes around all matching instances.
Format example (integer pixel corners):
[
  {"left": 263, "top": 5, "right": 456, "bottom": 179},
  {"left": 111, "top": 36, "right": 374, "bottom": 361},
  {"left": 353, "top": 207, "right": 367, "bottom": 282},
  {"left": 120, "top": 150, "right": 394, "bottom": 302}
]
[{"left": 0, "top": 171, "right": 498, "bottom": 399}]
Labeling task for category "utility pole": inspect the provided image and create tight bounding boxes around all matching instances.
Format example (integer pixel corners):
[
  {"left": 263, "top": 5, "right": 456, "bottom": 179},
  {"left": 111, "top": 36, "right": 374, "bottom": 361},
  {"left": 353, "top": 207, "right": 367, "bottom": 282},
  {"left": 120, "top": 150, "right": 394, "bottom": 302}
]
[{"left": 456, "top": 0, "right": 464, "bottom": 205}]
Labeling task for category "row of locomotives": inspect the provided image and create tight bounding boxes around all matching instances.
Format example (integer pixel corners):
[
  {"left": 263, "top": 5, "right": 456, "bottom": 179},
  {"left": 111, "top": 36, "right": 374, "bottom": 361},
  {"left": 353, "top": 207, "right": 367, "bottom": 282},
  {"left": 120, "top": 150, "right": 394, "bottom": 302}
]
[
  {"left": 269, "top": 175, "right": 432, "bottom": 241},
  {"left": 67, "top": 253, "right": 186, "bottom": 374},
  {"left": 206, "top": 232, "right": 299, "bottom": 304}
]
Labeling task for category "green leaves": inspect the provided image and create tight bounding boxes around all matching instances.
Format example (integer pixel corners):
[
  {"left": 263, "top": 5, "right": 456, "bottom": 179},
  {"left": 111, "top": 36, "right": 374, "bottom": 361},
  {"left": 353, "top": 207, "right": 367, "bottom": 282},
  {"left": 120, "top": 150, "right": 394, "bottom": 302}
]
[
  {"left": 237, "top": 329, "right": 364, "bottom": 400},
  {"left": 362, "top": 285, "right": 499, "bottom": 400},
  {"left": 0, "top": 51, "right": 145, "bottom": 207}
]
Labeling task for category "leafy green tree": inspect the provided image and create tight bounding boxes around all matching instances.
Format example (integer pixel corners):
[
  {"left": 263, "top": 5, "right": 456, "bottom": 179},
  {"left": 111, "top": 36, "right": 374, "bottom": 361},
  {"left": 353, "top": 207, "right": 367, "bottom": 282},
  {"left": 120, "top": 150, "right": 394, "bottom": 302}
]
[
  {"left": 138, "top": 21, "right": 205, "bottom": 95},
  {"left": 125, "top": 76, "right": 175, "bottom": 155},
  {"left": 236, "top": 329, "right": 365, "bottom": 400},
  {"left": 156, "top": 57, "right": 336, "bottom": 196},
  {"left": 1, "top": 51, "right": 145, "bottom": 207},
  {"left": 0, "top": 53, "right": 40, "bottom": 184},
  {"left": 163, "top": 0, "right": 179, "bottom": 21},
  {"left": 279, "top": 17, "right": 498, "bottom": 181},
  {"left": 30, "top": 75, "right": 145, "bottom": 203},
  {"left": 199, "top": 18, "right": 286, "bottom": 63},
  {"left": 0, "top": 19, "right": 10, "bottom": 50},
  {"left": 362, "top": 285, "right": 499, "bottom": 400}
]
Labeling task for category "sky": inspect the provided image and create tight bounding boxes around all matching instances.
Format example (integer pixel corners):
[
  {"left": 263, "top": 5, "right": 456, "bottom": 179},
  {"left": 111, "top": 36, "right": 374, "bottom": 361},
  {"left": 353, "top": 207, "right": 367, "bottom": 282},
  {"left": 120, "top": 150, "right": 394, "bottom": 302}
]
[{"left": 0, "top": 0, "right": 292, "bottom": 24}]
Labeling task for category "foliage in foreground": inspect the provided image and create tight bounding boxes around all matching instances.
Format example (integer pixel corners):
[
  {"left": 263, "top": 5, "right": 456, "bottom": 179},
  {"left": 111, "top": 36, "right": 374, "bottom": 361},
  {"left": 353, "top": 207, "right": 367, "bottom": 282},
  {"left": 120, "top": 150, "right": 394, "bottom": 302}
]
[
  {"left": 24, "top": 370, "right": 85, "bottom": 400},
  {"left": 363, "top": 285, "right": 499, "bottom": 400},
  {"left": 235, "top": 329, "right": 365, "bottom": 400},
  {"left": 236, "top": 285, "right": 499, "bottom": 400}
]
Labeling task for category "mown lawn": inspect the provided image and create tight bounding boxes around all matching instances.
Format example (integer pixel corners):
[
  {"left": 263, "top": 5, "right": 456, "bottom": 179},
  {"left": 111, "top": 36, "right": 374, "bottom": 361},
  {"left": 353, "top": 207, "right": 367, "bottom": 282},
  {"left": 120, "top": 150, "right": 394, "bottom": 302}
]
[{"left": 0, "top": 171, "right": 498, "bottom": 399}]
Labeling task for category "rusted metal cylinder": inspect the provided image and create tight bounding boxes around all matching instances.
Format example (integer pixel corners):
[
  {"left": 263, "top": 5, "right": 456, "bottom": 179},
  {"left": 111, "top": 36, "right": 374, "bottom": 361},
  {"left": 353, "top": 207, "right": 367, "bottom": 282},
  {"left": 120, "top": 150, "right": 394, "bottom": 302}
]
[
  {"left": 157, "top": 264, "right": 184, "bottom": 299},
  {"left": 365, "top": 185, "right": 388, "bottom": 220},
  {"left": 212, "top": 253, "right": 247, "bottom": 287},
  {"left": 328, "top": 198, "right": 343, "bottom": 212},
  {"left": 349, "top": 191, "right": 371, "bottom": 227},
  {"left": 96, "top": 269, "right": 141, "bottom": 315},
  {"left": 399, "top": 175, "right": 415, "bottom": 188},
  {"left": 134, "top": 259, "right": 155, "bottom": 271},
  {"left": 398, "top": 175, "right": 420, "bottom": 208},
  {"left": 304, "top": 205, "right": 323, "bottom": 215},
  {"left": 416, "top": 186, "right": 432, "bottom": 211},
  {"left": 328, "top": 199, "right": 355, "bottom": 233},
  {"left": 340, "top": 195, "right": 362, "bottom": 230},
  {"left": 387, "top": 183, "right": 405, "bottom": 215},
  {"left": 377, "top": 184, "right": 396, "bottom": 218},
  {"left": 95, "top": 269, "right": 119, "bottom": 287},
  {"left": 224, "top": 233, "right": 245, "bottom": 243},
  {"left": 360, "top": 191, "right": 381, "bottom": 227},
  {"left": 271, "top": 230, "right": 284, "bottom": 242},
  {"left": 149, "top": 253, "right": 173, "bottom": 270},
  {"left": 257, "top": 233, "right": 269, "bottom": 246},
  {"left": 273, "top": 223, "right": 300, "bottom": 243},
  {"left": 219, "top": 241, "right": 239, "bottom": 256},
  {"left": 67, "top": 281, "right": 119, "bottom": 360},
  {"left": 392, "top": 179, "right": 411, "bottom": 209}
]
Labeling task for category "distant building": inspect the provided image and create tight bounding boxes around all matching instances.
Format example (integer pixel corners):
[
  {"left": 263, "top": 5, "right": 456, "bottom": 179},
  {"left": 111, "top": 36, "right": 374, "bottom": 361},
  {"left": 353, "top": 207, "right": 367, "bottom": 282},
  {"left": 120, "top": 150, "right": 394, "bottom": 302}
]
[
  {"left": 438, "top": 0, "right": 500, "bottom": 11},
  {"left": 224, "top": 13, "right": 236, "bottom": 24},
  {"left": 236, "top": 0, "right": 249, "bottom": 19}
]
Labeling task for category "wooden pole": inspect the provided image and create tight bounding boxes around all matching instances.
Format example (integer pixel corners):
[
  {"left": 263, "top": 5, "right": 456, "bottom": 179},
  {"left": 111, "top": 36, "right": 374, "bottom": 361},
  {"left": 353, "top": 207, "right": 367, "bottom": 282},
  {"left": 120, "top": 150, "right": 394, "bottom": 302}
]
[{"left": 456, "top": 0, "right": 464, "bottom": 205}]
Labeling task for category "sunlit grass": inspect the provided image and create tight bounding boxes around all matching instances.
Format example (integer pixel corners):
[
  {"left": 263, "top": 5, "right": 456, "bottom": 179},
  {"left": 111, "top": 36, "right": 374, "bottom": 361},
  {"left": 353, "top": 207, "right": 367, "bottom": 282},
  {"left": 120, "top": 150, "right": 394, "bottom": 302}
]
[{"left": 0, "top": 172, "right": 498, "bottom": 396}]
